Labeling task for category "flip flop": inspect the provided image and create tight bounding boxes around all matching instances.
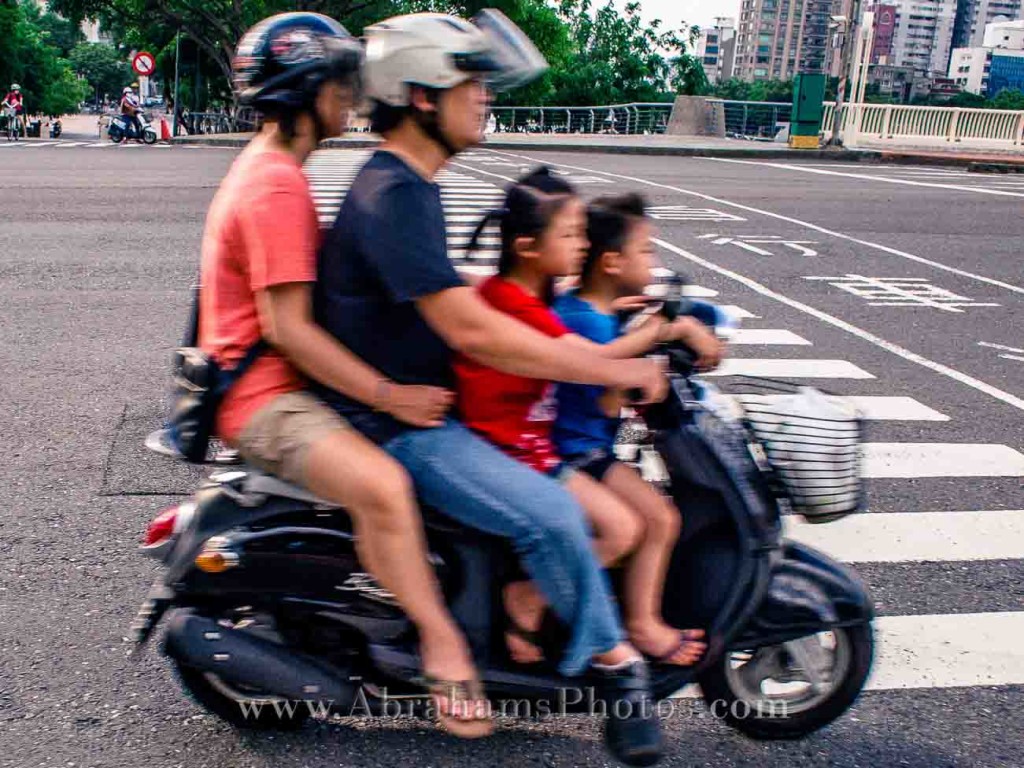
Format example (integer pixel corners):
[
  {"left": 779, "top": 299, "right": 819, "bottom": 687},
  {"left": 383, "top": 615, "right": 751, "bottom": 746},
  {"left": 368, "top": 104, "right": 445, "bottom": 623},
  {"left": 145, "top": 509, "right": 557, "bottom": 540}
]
[
  {"left": 644, "top": 629, "right": 708, "bottom": 667},
  {"left": 505, "top": 615, "right": 546, "bottom": 664},
  {"left": 414, "top": 674, "right": 494, "bottom": 739}
]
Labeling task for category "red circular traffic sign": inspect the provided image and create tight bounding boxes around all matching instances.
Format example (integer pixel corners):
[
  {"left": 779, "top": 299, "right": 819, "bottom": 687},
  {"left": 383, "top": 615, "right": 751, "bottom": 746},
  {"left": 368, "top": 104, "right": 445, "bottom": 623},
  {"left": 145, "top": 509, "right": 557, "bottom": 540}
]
[{"left": 133, "top": 51, "right": 156, "bottom": 77}]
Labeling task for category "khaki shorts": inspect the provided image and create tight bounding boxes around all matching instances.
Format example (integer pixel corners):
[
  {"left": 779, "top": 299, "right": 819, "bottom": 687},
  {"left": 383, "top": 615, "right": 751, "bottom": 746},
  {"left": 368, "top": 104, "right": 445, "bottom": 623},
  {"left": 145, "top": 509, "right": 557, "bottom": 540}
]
[{"left": 234, "top": 391, "right": 349, "bottom": 486}]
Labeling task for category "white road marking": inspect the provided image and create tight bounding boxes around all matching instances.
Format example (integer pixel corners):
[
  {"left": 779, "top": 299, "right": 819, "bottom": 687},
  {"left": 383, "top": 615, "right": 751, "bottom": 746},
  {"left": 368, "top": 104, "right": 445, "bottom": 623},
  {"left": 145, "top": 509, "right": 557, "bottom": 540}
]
[
  {"left": 730, "top": 329, "right": 811, "bottom": 345},
  {"left": 863, "top": 443, "right": 1024, "bottom": 478},
  {"left": 653, "top": 238, "right": 1024, "bottom": 413},
  {"left": 783, "top": 509, "right": 1024, "bottom": 563},
  {"left": 732, "top": 395, "right": 949, "bottom": 421},
  {"left": 711, "top": 158, "right": 1024, "bottom": 199},
  {"left": 979, "top": 341, "right": 1024, "bottom": 354},
  {"left": 721, "top": 305, "right": 759, "bottom": 320},
  {"left": 706, "top": 358, "right": 875, "bottom": 379},
  {"left": 868, "top": 611, "right": 1024, "bottom": 690},
  {"left": 672, "top": 611, "right": 1024, "bottom": 696},
  {"left": 477, "top": 149, "right": 1024, "bottom": 296}
]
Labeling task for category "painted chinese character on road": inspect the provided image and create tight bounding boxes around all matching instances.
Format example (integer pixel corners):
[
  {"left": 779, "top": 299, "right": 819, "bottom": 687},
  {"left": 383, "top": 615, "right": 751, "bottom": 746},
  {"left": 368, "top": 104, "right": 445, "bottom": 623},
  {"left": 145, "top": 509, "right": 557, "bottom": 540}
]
[{"left": 805, "top": 274, "right": 1000, "bottom": 313}]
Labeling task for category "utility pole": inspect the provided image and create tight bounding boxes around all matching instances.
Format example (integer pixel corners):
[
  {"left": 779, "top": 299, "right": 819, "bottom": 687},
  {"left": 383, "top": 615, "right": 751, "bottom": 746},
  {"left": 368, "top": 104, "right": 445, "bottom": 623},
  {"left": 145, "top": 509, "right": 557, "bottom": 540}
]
[
  {"left": 829, "top": 0, "right": 863, "bottom": 147},
  {"left": 172, "top": 30, "right": 181, "bottom": 137}
]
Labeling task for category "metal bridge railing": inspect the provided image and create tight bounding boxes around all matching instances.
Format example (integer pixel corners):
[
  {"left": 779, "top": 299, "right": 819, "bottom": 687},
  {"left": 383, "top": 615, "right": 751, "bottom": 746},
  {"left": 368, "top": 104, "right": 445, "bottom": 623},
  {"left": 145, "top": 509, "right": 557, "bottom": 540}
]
[
  {"left": 706, "top": 99, "right": 791, "bottom": 141},
  {"left": 179, "top": 108, "right": 259, "bottom": 135},
  {"left": 488, "top": 103, "right": 674, "bottom": 135}
]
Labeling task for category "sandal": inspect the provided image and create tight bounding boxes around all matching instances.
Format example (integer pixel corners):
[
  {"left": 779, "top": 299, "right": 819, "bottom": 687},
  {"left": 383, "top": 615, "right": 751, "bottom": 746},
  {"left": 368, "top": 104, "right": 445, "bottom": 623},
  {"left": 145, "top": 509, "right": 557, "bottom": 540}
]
[
  {"left": 642, "top": 629, "right": 707, "bottom": 667},
  {"left": 415, "top": 674, "right": 494, "bottom": 739},
  {"left": 505, "top": 616, "right": 547, "bottom": 664}
]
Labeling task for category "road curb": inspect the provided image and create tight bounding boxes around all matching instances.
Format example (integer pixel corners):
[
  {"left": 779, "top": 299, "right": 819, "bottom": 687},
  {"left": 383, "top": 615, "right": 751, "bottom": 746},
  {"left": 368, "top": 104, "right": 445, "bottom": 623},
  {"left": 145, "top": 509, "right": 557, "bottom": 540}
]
[
  {"left": 169, "top": 133, "right": 1024, "bottom": 169},
  {"left": 170, "top": 133, "right": 876, "bottom": 161}
]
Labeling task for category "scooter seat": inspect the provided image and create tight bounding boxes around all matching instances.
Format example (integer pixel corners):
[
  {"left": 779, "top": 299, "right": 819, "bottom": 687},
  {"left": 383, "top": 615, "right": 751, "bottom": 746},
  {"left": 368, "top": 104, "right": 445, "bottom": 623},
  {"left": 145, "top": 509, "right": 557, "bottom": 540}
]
[
  {"left": 231, "top": 467, "right": 489, "bottom": 538},
  {"left": 236, "top": 467, "right": 341, "bottom": 509}
]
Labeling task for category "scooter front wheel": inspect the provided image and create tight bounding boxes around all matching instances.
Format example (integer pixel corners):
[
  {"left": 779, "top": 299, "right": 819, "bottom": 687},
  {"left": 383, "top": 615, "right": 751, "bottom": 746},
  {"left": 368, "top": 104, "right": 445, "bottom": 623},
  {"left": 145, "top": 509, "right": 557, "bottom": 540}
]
[
  {"left": 143, "top": 129, "right": 157, "bottom": 145},
  {"left": 698, "top": 623, "right": 873, "bottom": 740}
]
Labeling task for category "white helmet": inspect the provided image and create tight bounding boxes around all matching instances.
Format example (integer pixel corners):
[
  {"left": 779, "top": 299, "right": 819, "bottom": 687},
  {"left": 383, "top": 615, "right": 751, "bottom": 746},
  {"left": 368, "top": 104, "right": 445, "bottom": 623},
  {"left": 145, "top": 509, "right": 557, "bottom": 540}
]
[
  {"left": 11, "top": 84, "right": 20, "bottom": 91},
  {"left": 123, "top": 87, "right": 133, "bottom": 94},
  {"left": 363, "top": 9, "right": 547, "bottom": 108}
]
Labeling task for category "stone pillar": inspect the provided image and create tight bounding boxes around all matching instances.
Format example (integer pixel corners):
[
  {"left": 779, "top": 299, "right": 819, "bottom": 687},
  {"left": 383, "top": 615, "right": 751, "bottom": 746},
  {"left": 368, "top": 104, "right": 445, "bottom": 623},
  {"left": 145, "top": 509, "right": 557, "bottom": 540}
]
[{"left": 666, "top": 96, "right": 726, "bottom": 137}]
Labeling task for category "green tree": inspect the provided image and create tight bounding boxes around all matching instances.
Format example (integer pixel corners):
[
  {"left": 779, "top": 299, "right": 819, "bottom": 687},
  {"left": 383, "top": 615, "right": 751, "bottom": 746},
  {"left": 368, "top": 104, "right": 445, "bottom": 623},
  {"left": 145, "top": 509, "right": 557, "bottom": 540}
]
[
  {"left": 549, "top": 0, "right": 704, "bottom": 105},
  {"left": 0, "top": 0, "right": 88, "bottom": 115},
  {"left": 70, "top": 41, "right": 133, "bottom": 103},
  {"left": 50, "top": 0, "right": 407, "bottom": 104},
  {"left": 37, "top": 7, "right": 85, "bottom": 57},
  {"left": 713, "top": 78, "right": 794, "bottom": 103},
  {"left": 990, "top": 88, "right": 1024, "bottom": 110}
]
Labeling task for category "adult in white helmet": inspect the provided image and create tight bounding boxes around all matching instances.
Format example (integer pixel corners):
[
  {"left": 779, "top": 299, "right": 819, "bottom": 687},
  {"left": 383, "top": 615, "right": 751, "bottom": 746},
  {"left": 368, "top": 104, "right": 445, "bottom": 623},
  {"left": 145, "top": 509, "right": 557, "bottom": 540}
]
[
  {"left": 2, "top": 83, "right": 26, "bottom": 138},
  {"left": 120, "top": 84, "right": 143, "bottom": 139},
  {"left": 314, "top": 10, "right": 665, "bottom": 764}
]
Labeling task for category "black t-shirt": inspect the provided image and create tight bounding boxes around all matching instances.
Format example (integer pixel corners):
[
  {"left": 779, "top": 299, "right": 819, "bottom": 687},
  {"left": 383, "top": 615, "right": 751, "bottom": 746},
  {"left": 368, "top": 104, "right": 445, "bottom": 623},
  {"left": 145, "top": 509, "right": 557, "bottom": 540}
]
[{"left": 313, "top": 150, "right": 464, "bottom": 445}]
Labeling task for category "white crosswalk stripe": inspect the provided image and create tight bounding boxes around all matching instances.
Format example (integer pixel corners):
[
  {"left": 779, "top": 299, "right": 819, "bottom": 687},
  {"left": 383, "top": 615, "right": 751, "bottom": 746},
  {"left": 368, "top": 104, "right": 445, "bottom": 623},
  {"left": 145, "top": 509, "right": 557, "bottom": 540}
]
[
  {"left": 3, "top": 140, "right": 169, "bottom": 149},
  {"left": 308, "top": 148, "right": 1024, "bottom": 695}
]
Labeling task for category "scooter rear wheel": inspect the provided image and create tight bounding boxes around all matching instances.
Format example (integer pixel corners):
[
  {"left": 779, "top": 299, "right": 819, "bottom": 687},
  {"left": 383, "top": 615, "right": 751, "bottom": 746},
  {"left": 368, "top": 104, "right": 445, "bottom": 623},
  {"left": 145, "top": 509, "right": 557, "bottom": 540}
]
[
  {"left": 171, "top": 610, "right": 312, "bottom": 731},
  {"left": 698, "top": 623, "right": 873, "bottom": 740}
]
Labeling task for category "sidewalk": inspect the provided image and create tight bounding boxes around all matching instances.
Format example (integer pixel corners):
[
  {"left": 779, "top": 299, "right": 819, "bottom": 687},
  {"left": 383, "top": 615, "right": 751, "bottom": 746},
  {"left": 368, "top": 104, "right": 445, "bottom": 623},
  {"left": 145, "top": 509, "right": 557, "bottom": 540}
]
[{"left": 171, "top": 130, "right": 1024, "bottom": 169}]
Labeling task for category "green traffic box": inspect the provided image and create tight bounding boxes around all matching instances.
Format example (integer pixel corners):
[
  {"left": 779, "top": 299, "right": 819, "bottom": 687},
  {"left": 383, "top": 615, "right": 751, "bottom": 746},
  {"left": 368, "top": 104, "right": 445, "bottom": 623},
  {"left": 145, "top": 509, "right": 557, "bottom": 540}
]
[{"left": 790, "top": 73, "right": 827, "bottom": 149}]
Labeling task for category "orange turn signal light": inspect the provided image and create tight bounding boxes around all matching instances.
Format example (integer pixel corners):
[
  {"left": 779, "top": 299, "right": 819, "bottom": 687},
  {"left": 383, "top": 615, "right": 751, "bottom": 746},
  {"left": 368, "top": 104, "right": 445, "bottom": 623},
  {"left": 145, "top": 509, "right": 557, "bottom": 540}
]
[{"left": 194, "top": 549, "right": 239, "bottom": 574}]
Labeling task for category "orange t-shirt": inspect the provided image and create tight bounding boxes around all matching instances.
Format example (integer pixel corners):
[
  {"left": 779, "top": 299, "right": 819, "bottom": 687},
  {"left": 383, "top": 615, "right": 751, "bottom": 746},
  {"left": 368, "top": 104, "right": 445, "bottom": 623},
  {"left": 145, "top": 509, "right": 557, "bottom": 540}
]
[{"left": 198, "top": 146, "right": 320, "bottom": 443}]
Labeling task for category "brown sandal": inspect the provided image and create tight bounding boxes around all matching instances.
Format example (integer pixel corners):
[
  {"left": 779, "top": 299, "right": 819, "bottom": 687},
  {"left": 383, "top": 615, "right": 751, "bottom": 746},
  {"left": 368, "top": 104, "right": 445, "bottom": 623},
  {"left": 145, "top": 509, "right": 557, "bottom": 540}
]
[{"left": 415, "top": 674, "right": 494, "bottom": 739}]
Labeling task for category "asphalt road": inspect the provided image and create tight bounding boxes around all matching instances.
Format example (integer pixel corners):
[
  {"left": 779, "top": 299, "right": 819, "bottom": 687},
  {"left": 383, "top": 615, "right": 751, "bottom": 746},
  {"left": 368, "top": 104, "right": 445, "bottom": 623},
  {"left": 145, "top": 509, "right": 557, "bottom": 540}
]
[{"left": 1, "top": 142, "right": 1022, "bottom": 768}]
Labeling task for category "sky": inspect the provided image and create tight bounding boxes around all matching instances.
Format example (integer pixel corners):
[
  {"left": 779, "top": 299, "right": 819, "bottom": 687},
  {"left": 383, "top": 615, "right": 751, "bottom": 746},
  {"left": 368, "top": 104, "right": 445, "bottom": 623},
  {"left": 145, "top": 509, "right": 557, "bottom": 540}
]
[{"left": 631, "top": 0, "right": 743, "bottom": 31}]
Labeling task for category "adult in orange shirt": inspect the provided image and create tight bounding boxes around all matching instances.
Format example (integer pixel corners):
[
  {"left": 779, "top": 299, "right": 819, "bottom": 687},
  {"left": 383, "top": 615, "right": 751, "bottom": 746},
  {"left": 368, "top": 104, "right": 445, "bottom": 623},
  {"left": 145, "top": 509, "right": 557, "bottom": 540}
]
[{"left": 201, "top": 14, "right": 490, "bottom": 737}]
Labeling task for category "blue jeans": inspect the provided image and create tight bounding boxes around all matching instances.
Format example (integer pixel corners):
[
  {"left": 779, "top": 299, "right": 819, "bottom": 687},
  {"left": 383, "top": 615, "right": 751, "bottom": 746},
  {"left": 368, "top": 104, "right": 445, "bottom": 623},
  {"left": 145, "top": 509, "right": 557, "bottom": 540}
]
[{"left": 384, "top": 420, "right": 625, "bottom": 676}]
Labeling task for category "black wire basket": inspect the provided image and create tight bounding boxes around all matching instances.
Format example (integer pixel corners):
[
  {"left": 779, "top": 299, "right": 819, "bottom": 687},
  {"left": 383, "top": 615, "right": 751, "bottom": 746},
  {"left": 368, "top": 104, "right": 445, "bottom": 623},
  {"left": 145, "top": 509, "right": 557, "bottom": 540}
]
[{"left": 718, "top": 377, "right": 865, "bottom": 524}]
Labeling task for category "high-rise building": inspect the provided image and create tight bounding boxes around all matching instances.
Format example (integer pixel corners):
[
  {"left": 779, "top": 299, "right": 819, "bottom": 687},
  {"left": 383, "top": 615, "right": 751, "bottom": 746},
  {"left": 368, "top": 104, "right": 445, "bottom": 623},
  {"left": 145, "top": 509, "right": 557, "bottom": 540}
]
[
  {"left": 953, "top": 0, "right": 1023, "bottom": 50},
  {"left": 869, "top": 4, "right": 900, "bottom": 63},
  {"left": 734, "top": 0, "right": 839, "bottom": 80},
  {"left": 697, "top": 17, "right": 738, "bottom": 83},
  {"left": 886, "top": 0, "right": 959, "bottom": 76}
]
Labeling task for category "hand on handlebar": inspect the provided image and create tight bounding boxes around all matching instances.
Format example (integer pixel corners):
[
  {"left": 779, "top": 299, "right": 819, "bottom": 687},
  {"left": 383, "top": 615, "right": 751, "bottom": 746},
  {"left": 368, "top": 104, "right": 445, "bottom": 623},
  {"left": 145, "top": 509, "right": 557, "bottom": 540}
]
[
  {"left": 610, "top": 295, "right": 654, "bottom": 314},
  {"left": 669, "top": 317, "right": 726, "bottom": 372},
  {"left": 614, "top": 357, "right": 668, "bottom": 405}
]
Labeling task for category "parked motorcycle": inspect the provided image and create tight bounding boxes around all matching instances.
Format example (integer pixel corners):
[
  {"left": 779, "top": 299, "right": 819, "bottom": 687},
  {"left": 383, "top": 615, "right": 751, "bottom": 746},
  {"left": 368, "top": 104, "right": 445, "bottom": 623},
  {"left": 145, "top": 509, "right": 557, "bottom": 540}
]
[
  {"left": 130, "top": 291, "right": 874, "bottom": 756},
  {"left": 108, "top": 111, "right": 157, "bottom": 144}
]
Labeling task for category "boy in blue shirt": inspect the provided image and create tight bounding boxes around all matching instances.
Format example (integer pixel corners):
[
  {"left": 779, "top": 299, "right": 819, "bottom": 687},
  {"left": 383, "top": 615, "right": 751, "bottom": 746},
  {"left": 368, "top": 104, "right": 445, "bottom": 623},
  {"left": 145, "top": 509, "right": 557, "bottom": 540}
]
[{"left": 554, "top": 194, "right": 724, "bottom": 666}]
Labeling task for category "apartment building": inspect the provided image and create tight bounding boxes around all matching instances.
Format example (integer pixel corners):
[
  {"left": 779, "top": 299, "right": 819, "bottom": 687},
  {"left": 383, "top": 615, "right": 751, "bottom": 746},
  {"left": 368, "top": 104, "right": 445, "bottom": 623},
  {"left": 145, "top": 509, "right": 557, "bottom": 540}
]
[
  {"left": 734, "top": 0, "right": 839, "bottom": 80},
  {"left": 697, "top": 17, "right": 738, "bottom": 83}
]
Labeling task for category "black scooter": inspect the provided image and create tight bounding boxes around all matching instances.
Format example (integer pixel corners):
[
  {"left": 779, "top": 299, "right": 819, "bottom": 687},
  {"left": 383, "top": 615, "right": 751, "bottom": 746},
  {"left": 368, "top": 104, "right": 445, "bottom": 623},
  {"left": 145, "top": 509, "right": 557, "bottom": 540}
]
[{"left": 131, "top": 303, "right": 874, "bottom": 754}]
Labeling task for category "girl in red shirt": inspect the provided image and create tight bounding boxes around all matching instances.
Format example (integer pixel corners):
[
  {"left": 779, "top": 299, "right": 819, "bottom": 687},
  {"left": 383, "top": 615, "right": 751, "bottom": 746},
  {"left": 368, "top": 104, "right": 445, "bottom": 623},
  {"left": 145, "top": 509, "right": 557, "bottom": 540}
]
[{"left": 454, "top": 168, "right": 709, "bottom": 668}]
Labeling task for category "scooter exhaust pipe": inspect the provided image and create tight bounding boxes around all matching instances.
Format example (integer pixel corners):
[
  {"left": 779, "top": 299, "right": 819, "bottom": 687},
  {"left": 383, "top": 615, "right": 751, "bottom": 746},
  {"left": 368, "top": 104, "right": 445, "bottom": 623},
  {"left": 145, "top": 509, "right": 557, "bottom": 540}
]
[{"left": 163, "top": 611, "right": 359, "bottom": 709}]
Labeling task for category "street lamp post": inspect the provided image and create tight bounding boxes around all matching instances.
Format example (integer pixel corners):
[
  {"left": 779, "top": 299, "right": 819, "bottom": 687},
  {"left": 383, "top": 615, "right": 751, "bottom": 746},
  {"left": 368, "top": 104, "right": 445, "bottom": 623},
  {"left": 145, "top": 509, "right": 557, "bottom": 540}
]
[
  {"left": 172, "top": 30, "right": 181, "bottom": 137},
  {"left": 829, "top": 0, "right": 863, "bottom": 148}
]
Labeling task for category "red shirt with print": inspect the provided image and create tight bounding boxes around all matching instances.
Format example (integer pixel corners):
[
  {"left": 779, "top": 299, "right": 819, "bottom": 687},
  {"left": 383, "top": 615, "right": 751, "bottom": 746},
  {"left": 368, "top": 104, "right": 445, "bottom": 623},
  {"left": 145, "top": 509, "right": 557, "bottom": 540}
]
[{"left": 454, "top": 276, "right": 570, "bottom": 473}]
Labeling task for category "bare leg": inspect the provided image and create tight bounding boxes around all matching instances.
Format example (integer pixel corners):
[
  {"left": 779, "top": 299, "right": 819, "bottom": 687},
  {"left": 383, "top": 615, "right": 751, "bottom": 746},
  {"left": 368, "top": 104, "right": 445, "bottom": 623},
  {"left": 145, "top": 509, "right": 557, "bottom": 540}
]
[
  {"left": 603, "top": 462, "right": 705, "bottom": 666},
  {"left": 302, "top": 430, "right": 492, "bottom": 736}
]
